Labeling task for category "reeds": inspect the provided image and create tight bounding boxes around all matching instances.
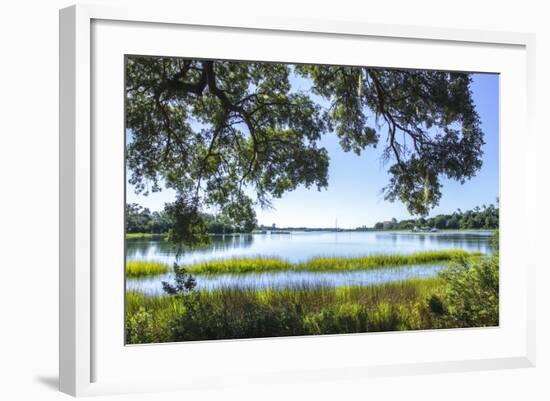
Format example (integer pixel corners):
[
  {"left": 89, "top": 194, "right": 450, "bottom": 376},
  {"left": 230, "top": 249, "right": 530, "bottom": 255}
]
[
  {"left": 125, "top": 251, "right": 496, "bottom": 344},
  {"left": 125, "top": 250, "right": 475, "bottom": 277},
  {"left": 126, "top": 233, "right": 166, "bottom": 240},
  {"left": 126, "top": 260, "right": 170, "bottom": 277},
  {"left": 185, "top": 250, "right": 476, "bottom": 275},
  {"left": 125, "top": 278, "right": 446, "bottom": 344}
]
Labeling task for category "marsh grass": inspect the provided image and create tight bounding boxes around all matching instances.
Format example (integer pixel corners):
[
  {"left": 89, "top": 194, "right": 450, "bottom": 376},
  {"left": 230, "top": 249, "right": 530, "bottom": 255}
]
[
  {"left": 125, "top": 278, "right": 447, "bottom": 343},
  {"left": 185, "top": 250, "right": 476, "bottom": 275},
  {"left": 125, "top": 291, "right": 185, "bottom": 343},
  {"left": 186, "top": 257, "right": 291, "bottom": 274},
  {"left": 125, "top": 250, "right": 497, "bottom": 343},
  {"left": 126, "top": 260, "right": 170, "bottom": 277},
  {"left": 126, "top": 233, "right": 166, "bottom": 240}
]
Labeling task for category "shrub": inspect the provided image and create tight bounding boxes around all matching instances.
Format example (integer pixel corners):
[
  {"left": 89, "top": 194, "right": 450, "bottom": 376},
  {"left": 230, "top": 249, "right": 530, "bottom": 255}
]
[
  {"left": 428, "top": 253, "right": 499, "bottom": 327},
  {"left": 125, "top": 307, "right": 156, "bottom": 344}
]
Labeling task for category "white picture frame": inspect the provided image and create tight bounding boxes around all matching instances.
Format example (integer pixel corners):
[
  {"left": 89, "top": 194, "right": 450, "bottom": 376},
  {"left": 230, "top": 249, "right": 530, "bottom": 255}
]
[{"left": 59, "top": 3, "right": 536, "bottom": 397}]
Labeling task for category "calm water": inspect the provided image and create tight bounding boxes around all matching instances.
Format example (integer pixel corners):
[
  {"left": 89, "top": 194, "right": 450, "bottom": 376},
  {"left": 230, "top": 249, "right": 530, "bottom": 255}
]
[
  {"left": 127, "top": 231, "right": 493, "bottom": 295},
  {"left": 127, "top": 231, "right": 493, "bottom": 265}
]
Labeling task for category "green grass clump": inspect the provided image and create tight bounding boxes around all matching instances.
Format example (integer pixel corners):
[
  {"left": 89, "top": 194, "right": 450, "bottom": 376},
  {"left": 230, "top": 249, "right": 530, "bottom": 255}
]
[
  {"left": 125, "top": 250, "right": 498, "bottom": 344},
  {"left": 126, "top": 233, "right": 166, "bottom": 240},
  {"left": 126, "top": 260, "right": 170, "bottom": 277},
  {"left": 186, "top": 250, "right": 476, "bottom": 275},
  {"left": 126, "top": 291, "right": 185, "bottom": 344},
  {"left": 125, "top": 278, "right": 447, "bottom": 344},
  {"left": 296, "top": 250, "right": 474, "bottom": 271},
  {"left": 186, "top": 257, "right": 292, "bottom": 275}
]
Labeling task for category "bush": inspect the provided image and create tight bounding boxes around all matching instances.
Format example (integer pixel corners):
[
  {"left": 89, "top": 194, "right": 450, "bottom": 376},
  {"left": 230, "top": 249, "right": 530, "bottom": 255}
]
[
  {"left": 126, "top": 307, "right": 156, "bottom": 344},
  {"left": 429, "top": 252, "right": 499, "bottom": 327}
]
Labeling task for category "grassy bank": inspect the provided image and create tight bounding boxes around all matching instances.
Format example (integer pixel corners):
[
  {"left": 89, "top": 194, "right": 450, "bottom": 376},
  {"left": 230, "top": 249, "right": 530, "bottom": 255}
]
[
  {"left": 126, "top": 278, "right": 445, "bottom": 343},
  {"left": 125, "top": 235, "right": 498, "bottom": 344},
  {"left": 185, "top": 250, "right": 477, "bottom": 275},
  {"left": 125, "top": 250, "right": 478, "bottom": 277},
  {"left": 126, "top": 233, "right": 167, "bottom": 240},
  {"left": 126, "top": 260, "right": 170, "bottom": 277},
  {"left": 126, "top": 251, "right": 498, "bottom": 344}
]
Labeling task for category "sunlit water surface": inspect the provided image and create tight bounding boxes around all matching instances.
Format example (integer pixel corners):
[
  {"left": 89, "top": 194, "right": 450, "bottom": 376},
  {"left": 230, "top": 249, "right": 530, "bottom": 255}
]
[{"left": 126, "top": 231, "right": 494, "bottom": 295}]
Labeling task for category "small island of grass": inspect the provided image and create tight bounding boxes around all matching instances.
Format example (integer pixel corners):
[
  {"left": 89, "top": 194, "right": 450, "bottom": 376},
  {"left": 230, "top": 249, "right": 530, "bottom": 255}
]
[
  {"left": 126, "top": 260, "right": 170, "bottom": 277},
  {"left": 126, "top": 250, "right": 480, "bottom": 277}
]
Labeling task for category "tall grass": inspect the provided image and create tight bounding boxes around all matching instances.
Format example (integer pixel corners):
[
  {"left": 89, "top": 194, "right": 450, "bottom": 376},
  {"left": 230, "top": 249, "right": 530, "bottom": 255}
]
[
  {"left": 126, "top": 260, "right": 170, "bottom": 277},
  {"left": 125, "top": 278, "right": 446, "bottom": 343},
  {"left": 125, "top": 291, "right": 185, "bottom": 344},
  {"left": 186, "top": 250, "right": 476, "bottom": 275},
  {"left": 125, "top": 250, "right": 498, "bottom": 344},
  {"left": 126, "top": 233, "right": 166, "bottom": 240},
  {"left": 186, "top": 257, "right": 292, "bottom": 274}
]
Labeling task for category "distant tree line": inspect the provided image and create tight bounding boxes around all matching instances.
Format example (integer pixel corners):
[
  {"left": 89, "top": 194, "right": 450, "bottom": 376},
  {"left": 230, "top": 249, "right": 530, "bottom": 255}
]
[
  {"left": 126, "top": 203, "right": 256, "bottom": 236},
  {"left": 367, "top": 203, "right": 499, "bottom": 231},
  {"left": 128, "top": 201, "right": 498, "bottom": 236}
]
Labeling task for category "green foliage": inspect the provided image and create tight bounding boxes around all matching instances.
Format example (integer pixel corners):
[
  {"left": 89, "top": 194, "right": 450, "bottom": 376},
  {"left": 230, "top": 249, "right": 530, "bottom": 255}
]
[
  {"left": 218, "top": 193, "right": 258, "bottom": 233},
  {"left": 125, "top": 292, "right": 185, "bottom": 344},
  {"left": 125, "top": 307, "right": 157, "bottom": 344},
  {"left": 126, "top": 57, "right": 485, "bottom": 244},
  {"left": 126, "top": 233, "right": 166, "bottom": 240},
  {"left": 125, "top": 201, "right": 257, "bottom": 237},
  {"left": 126, "top": 203, "right": 172, "bottom": 234},
  {"left": 126, "top": 279, "right": 443, "bottom": 343},
  {"left": 370, "top": 203, "right": 499, "bottom": 231},
  {"left": 491, "top": 229, "right": 499, "bottom": 251},
  {"left": 428, "top": 294, "right": 445, "bottom": 315},
  {"left": 126, "top": 251, "right": 500, "bottom": 343},
  {"left": 185, "top": 250, "right": 476, "bottom": 275},
  {"left": 126, "top": 58, "right": 329, "bottom": 244},
  {"left": 161, "top": 264, "right": 197, "bottom": 295},
  {"left": 428, "top": 252, "right": 499, "bottom": 327},
  {"left": 164, "top": 196, "right": 211, "bottom": 245},
  {"left": 296, "top": 66, "right": 484, "bottom": 215}
]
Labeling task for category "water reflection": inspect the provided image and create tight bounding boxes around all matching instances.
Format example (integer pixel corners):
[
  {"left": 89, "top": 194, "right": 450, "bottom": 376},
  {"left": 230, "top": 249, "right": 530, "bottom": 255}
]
[
  {"left": 127, "top": 234, "right": 255, "bottom": 263},
  {"left": 380, "top": 232, "right": 493, "bottom": 252},
  {"left": 127, "top": 231, "right": 494, "bottom": 266},
  {"left": 127, "top": 264, "right": 446, "bottom": 296}
]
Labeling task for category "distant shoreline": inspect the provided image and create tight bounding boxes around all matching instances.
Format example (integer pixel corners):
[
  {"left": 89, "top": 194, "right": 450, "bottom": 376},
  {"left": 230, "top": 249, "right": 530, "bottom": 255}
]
[{"left": 126, "top": 228, "right": 496, "bottom": 239}]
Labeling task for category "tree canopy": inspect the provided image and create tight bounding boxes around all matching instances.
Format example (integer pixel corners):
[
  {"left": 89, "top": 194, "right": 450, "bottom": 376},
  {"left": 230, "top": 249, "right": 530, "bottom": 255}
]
[
  {"left": 369, "top": 203, "right": 498, "bottom": 231},
  {"left": 126, "top": 56, "right": 484, "bottom": 244}
]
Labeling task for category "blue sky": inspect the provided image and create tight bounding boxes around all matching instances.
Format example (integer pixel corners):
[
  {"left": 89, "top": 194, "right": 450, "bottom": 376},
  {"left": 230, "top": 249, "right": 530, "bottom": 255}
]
[{"left": 127, "top": 71, "right": 499, "bottom": 229}]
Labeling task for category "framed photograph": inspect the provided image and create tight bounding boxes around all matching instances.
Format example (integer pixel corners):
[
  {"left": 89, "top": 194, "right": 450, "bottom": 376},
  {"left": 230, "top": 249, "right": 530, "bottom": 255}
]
[{"left": 59, "top": 4, "right": 536, "bottom": 396}]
